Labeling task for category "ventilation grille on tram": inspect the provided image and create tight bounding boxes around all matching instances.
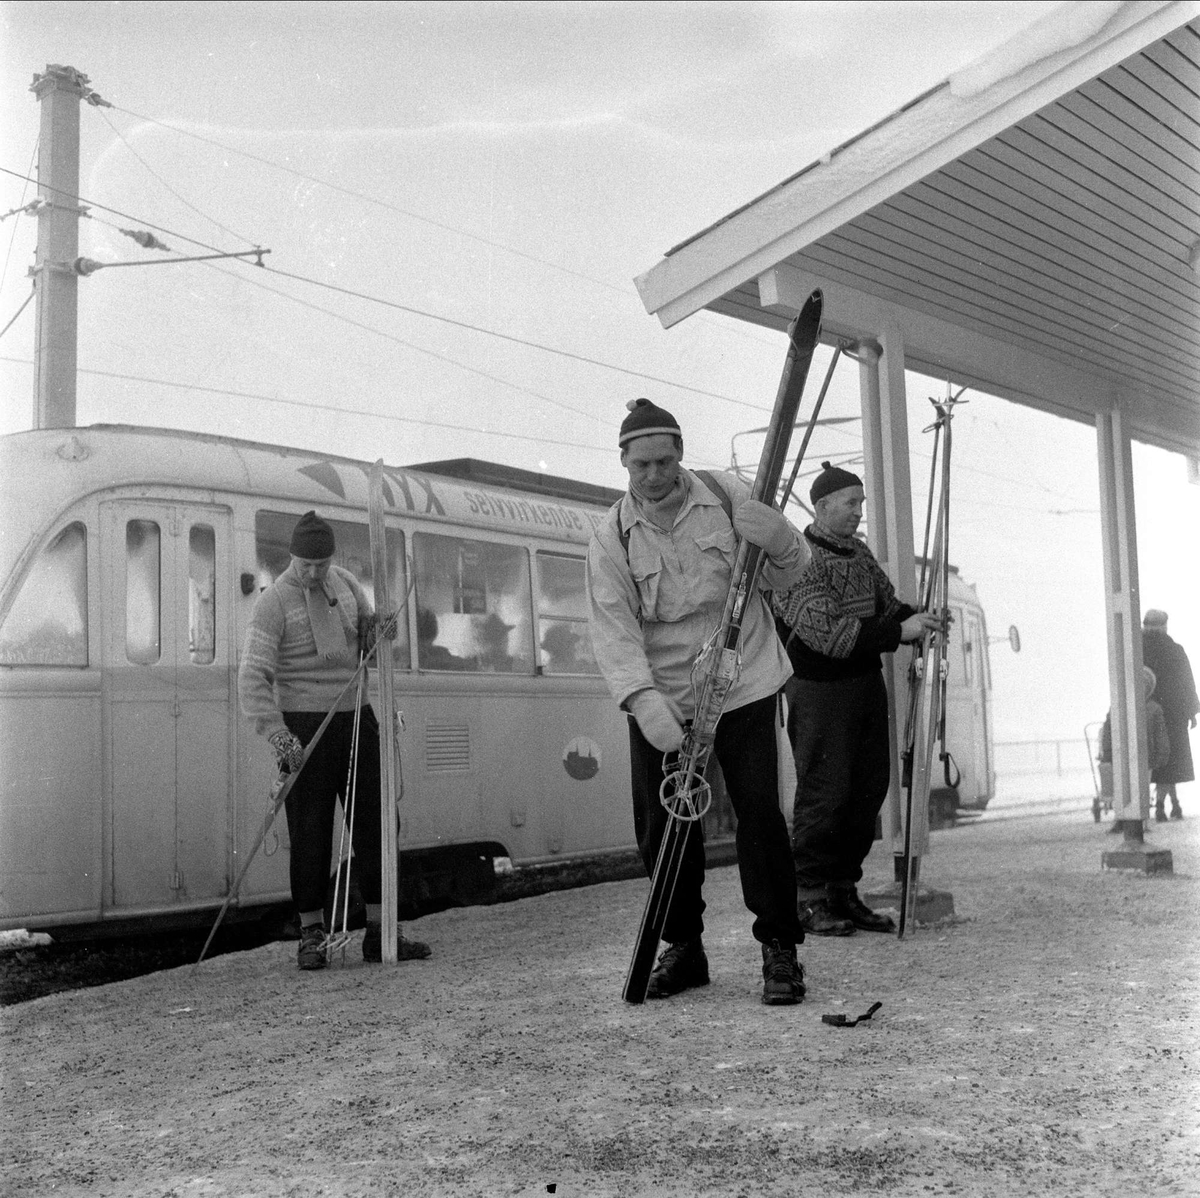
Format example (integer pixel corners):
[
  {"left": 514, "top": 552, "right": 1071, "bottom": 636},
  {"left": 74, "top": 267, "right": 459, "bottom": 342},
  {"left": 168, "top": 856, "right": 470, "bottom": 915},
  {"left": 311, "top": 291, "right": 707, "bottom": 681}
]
[{"left": 424, "top": 723, "right": 471, "bottom": 772}]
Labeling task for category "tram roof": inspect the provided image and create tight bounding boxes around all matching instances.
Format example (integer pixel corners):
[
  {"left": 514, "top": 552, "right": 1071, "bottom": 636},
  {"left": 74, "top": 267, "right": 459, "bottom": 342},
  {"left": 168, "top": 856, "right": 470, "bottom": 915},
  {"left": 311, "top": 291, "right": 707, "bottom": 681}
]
[
  {"left": 412, "top": 457, "right": 623, "bottom": 508},
  {"left": 634, "top": 2, "right": 1200, "bottom": 458},
  {"left": 0, "top": 425, "right": 613, "bottom": 574}
]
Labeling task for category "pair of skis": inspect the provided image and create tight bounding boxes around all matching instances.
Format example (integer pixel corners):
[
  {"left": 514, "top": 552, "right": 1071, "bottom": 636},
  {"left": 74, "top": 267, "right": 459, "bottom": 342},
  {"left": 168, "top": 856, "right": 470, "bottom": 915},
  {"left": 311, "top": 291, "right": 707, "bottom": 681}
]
[
  {"left": 197, "top": 461, "right": 403, "bottom": 967},
  {"left": 897, "top": 390, "right": 964, "bottom": 938},
  {"left": 622, "top": 289, "right": 825, "bottom": 1004}
]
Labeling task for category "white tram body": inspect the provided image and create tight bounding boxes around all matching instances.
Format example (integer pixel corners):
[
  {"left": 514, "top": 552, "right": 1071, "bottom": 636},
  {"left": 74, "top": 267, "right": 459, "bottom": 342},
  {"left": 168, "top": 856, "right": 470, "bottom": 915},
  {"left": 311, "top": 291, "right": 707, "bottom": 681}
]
[
  {"left": 0, "top": 425, "right": 995, "bottom": 932},
  {"left": 0, "top": 425, "right": 631, "bottom": 932},
  {"left": 925, "top": 565, "right": 996, "bottom": 825}
]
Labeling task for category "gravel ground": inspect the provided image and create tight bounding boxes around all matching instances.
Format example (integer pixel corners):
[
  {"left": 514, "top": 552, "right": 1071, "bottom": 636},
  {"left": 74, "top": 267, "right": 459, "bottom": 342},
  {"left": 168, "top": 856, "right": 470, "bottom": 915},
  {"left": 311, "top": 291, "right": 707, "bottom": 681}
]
[{"left": 2, "top": 803, "right": 1197, "bottom": 1197}]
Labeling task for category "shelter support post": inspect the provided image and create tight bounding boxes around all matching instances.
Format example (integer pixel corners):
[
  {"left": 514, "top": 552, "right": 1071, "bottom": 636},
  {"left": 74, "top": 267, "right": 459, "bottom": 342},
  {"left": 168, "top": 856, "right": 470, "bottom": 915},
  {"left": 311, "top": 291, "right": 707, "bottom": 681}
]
[
  {"left": 858, "top": 328, "right": 954, "bottom": 923},
  {"left": 1096, "top": 406, "right": 1172, "bottom": 874}
]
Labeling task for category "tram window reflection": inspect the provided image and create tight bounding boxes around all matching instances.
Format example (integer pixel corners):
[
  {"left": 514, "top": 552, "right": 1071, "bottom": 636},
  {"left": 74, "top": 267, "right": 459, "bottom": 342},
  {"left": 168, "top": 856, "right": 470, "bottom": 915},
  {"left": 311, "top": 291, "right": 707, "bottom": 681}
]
[
  {"left": 413, "top": 532, "right": 534, "bottom": 673},
  {"left": 189, "top": 524, "right": 216, "bottom": 665},
  {"left": 536, "top": 552, "right": 599, "bottom": 675},
  {"left": 0, "top": 521, "right": 88, "bottom": 667},
  {"left": 126, "top": 520, "right": 161, "bottom": 665},
  {"left": 254, "top": 510, "right": 410, "bottom": 668}
]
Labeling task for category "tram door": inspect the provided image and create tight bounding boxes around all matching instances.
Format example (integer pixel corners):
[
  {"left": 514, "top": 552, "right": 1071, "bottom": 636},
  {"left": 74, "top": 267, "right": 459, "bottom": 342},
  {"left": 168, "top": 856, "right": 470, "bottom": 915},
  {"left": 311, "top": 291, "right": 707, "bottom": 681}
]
[{"left": 102, "top": 502, "right": 233, "bottom": 910}]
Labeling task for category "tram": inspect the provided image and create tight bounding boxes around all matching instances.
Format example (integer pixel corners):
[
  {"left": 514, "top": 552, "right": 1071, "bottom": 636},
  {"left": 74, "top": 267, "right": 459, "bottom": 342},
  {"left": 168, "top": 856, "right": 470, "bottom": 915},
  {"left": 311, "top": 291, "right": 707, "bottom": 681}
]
[
  {"left": 0, "top": 424, "right": 993, "bottom": 933},
  {"left": 922, "top": 563, "right": 996, "bottom": 826}
]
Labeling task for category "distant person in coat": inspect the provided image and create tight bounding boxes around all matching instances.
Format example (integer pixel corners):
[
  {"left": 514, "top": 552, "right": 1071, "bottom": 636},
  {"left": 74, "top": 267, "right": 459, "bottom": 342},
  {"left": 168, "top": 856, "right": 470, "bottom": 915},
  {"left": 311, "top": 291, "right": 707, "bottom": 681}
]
[{"left": 1141, "top": 609, "right": 1199, "bottom": 820}]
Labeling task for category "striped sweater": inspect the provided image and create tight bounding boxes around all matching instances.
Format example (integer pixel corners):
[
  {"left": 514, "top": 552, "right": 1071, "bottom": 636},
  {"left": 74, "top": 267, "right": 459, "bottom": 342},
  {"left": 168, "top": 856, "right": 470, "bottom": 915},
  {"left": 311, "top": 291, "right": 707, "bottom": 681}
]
[
  {"left": 238, "top": 563, "right": 371, "bottom": 738},
  {"left": 772, "top": 525, "right": 914, "bottom": 681}
]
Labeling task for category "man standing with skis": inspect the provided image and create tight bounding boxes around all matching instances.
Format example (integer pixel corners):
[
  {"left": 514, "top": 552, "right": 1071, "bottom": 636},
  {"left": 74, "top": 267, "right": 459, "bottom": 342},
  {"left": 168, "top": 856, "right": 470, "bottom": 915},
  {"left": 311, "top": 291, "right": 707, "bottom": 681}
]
[
  {"left": 772, "top": 463, "right": 940, "bottom": 937},
  {"left": 587, "top": 399, "right": 808, "bottom": 1005},
  {"left": 238, "top": 510, "right": 430, "bottom": 970}
]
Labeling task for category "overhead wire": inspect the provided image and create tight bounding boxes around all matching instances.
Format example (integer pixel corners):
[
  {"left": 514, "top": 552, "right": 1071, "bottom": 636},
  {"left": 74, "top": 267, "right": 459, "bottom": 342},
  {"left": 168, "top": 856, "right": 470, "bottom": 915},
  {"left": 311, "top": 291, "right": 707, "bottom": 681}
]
[
  {"left": 1, "top": 140, "right": 39, "bottom": 293},
  {"left": 0, "top": 351, "right": 617, "bottom": 457},
  {"left": 0, "top": 163, "right": 777, "bottom": 412},
  {"left": 0, "top": 291, "right": 34, "bottom": 341},
  {"left": 101, "top": 105, "right": 794, "bottom": 361},
  {"left": 107, "top": 103, "right": 634, "bottom": 298},
  {"left": 200, "top": 258, "right": 616, "bottom": 428},
  {"left": 93, "top": 108, "right": 259, "bottom": 250}
]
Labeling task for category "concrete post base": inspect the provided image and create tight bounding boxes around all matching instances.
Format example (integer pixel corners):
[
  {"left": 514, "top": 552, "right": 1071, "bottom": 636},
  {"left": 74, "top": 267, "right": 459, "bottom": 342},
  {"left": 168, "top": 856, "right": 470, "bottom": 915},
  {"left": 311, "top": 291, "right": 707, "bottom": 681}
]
[{"left": 1101, "top": 819, "right": 1174, "bottom": 874}]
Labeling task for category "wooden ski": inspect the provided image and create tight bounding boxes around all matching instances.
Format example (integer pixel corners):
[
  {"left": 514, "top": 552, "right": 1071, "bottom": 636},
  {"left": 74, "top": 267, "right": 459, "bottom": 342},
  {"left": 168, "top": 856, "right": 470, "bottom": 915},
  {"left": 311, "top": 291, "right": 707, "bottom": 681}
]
[
  {"left": 622, "top": 289, "right": 824, "bottom": 1003},
  {"left": 369, "top": 459, "right": 401, "bottom": 964}
]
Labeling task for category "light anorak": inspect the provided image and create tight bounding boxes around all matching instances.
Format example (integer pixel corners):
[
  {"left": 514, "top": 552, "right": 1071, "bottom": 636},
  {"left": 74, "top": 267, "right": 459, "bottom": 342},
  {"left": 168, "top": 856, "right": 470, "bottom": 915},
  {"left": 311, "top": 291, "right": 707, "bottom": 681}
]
[{"left": 587, "top": 469, "right": 807, "bottom": 720}]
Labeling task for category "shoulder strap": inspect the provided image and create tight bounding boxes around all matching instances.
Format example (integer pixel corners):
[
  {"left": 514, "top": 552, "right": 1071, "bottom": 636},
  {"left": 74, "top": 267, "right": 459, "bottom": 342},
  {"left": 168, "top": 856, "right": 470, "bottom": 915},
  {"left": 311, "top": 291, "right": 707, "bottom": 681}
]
[
  {"left": 616, "top": 470, "right": 735, "bottom": 559},
  {"left": 694, "top": 469, "right": 735, "bottom": 526}
]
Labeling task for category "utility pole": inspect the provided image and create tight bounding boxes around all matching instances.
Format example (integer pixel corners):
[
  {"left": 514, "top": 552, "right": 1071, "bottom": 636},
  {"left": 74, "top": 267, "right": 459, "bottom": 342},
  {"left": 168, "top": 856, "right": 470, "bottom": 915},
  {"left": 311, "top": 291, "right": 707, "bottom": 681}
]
[{"left": 30, "top": 64, "right": 88, "bottom": 429}]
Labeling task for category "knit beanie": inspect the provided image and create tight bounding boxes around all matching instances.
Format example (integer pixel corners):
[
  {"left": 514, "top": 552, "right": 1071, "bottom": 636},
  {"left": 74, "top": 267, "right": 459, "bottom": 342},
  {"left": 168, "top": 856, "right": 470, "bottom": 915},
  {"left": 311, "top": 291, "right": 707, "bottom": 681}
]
[
  {"left": 619, "top": 398, "right": 681, "bottom": 447},
  {"left": 289, "top": 511, "right": 335, "bottom": 559},
  {"left": 810, "top": 461, "right": 863, "bottom": 504},
  {"left": 1143, "top": 608, "right": 1168, "bottom": 629}
]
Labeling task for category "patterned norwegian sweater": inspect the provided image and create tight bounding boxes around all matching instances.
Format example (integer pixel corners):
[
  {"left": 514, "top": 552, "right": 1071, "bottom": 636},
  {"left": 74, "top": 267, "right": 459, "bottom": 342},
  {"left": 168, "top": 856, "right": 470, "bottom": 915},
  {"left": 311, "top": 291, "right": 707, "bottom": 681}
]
[
  {"left": 771, "top": 525, "right": 915, "bottom": 682},
  {"left": 237, "top": 563, "right": 371, "bottom": 738}
]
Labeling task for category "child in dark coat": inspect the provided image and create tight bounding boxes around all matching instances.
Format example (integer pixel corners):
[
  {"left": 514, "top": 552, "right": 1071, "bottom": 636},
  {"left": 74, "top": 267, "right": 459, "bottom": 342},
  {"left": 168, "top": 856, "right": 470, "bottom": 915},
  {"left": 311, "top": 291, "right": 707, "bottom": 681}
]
[{"left": 1100, "top": 666, "right": 1170, "bottom": 829}]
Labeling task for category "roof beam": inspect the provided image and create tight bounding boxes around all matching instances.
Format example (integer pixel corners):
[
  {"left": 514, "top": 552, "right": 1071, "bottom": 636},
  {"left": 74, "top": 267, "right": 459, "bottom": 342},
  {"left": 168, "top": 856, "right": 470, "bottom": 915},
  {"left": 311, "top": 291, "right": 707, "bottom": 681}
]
[{"left": 758, "top": 262, "right": 1200, "bottom": 455}]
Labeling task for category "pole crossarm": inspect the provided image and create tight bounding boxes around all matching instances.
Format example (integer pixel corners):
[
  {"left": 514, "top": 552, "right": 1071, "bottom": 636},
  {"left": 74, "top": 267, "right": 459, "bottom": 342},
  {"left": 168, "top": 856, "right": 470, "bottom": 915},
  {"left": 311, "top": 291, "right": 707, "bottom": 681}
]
[{"left": 74, "top": 248, "right": 270, "bottom": 274}]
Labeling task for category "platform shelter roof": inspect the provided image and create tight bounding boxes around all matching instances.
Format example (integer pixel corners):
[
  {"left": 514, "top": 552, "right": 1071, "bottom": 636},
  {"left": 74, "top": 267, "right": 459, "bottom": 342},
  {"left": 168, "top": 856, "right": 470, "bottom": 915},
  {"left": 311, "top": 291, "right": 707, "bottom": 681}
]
[{"left": 635, "top": 1, "right": 1200, "bottom": 457}]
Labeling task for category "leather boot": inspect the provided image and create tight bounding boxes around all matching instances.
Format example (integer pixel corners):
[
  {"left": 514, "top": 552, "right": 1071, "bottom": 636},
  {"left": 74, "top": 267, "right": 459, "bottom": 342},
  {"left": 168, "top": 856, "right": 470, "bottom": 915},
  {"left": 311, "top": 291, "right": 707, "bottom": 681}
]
[{"left": 646, "top": 938, "right": 710, "bottom": 998}]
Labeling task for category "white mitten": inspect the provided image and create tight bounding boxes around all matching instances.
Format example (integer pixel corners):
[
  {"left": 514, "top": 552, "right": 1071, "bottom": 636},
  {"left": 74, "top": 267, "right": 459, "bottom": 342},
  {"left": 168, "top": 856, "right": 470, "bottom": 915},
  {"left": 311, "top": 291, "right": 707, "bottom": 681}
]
[
  {"left": 733, "top": 499, "right": 794, "bottom": 558},
  {"left": 629, "top": 689, "right": 685, "bottom": 753}
]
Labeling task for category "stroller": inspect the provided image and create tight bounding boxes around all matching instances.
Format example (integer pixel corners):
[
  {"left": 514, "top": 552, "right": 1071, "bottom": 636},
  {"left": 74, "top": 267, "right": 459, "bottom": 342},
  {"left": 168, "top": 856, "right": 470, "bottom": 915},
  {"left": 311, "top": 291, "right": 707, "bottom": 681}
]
[{"left": 1084, "top": 720, "right": 1113, "bottom": 823}]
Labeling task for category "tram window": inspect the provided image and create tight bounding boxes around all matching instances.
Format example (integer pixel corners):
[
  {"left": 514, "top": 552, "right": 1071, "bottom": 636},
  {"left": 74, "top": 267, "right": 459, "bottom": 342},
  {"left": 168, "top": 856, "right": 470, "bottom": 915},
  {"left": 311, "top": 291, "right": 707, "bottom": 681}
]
[
  {"left": 536, "top": 552, "right": 599, "bottom": 675},
  {"left": 189, "top": 524, "right": 216, "bottom": 665},
  {"left": 126, "top": 520, "right": 161, "bottom": 665},
  {"left": 254, "top": 510, "right": 411, "bottom": 667},
  {"left": 413, "top": 532, "right": 533, "bottom": 673},
  {"left": 0, "top": 522, "right": 88, "bottom": 667}
]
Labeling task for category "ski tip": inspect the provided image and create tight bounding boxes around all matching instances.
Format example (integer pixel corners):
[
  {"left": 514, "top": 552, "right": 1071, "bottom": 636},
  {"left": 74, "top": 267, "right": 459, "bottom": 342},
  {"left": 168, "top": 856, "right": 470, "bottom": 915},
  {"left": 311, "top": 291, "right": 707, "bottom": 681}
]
[{"left": 788, "top": 289, "right": 823, "bottom": 343}]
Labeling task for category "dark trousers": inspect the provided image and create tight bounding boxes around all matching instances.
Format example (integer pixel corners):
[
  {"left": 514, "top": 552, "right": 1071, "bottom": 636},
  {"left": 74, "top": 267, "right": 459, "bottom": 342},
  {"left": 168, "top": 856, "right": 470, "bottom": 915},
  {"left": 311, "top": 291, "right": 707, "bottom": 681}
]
[
  {"left": 788, "top": 673, "right": 891, "bottom": 899},
  {"left": 282, "top": 707, "right": 383, "bottom": 913},
  {"left": 629, "top": 692, "right": 803, "bottom": 947}
]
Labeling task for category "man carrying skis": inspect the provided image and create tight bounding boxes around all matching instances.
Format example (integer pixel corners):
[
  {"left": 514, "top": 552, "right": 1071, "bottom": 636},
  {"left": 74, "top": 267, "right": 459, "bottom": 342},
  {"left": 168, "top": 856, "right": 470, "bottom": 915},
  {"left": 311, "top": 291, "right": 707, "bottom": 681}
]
[
  {"left": 587, "top": 399, "right": 807, "bottom": 1005},
  {"left": 772, "top": 463, "right": 940, "bottom": 937},
  {"left": 238, "top": 510, "right": 430, "bottom": 970}
]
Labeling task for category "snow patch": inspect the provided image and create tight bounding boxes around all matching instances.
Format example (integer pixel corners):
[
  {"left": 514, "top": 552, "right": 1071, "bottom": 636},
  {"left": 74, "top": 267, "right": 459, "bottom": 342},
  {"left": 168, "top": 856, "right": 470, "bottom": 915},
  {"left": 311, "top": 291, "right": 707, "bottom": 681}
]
[
  {"left": 949, "top": 1, "right": 1123, "bottom": 98},
  {"left": 0, "top": 929, "right": 53, "bottom": 952}
]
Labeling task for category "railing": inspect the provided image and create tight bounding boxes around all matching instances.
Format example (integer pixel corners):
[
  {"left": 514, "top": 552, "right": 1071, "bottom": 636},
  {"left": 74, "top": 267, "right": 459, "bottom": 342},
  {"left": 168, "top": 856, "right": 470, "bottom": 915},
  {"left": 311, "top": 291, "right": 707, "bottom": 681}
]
[
  {"left": 991, "top": 737, "right": 1096, "bottom": 804},
  {"left": 993, "top": 737, "right": 1092, "bottom": 777}
]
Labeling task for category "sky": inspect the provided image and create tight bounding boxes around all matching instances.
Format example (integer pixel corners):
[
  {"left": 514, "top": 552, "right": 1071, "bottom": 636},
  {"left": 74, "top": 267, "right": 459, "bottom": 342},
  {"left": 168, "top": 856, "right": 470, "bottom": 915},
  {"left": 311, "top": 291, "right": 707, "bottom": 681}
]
[{"left": 1, "top": 1, "right": 1198, "bottom": 752}]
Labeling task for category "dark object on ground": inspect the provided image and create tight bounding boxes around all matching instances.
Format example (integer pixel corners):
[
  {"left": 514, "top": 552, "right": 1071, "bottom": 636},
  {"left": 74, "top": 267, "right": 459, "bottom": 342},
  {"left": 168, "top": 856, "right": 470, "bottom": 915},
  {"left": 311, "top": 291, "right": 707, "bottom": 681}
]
[{"left": 822, "top": 1000, "right": 882, "bottom": 1027}]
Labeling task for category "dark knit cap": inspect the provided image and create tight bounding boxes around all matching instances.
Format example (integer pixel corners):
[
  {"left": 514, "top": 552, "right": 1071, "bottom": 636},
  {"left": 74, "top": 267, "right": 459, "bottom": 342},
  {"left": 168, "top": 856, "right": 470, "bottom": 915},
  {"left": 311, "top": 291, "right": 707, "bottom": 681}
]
[
  {"left": 290, "top": 511, "right": 335, "bottom": 559},
  {"left": 810, "top": 461, "right": 863, "bottom": 504},
  {"left": 619, "top": 398, "right": 681, "bottom": 447}
]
